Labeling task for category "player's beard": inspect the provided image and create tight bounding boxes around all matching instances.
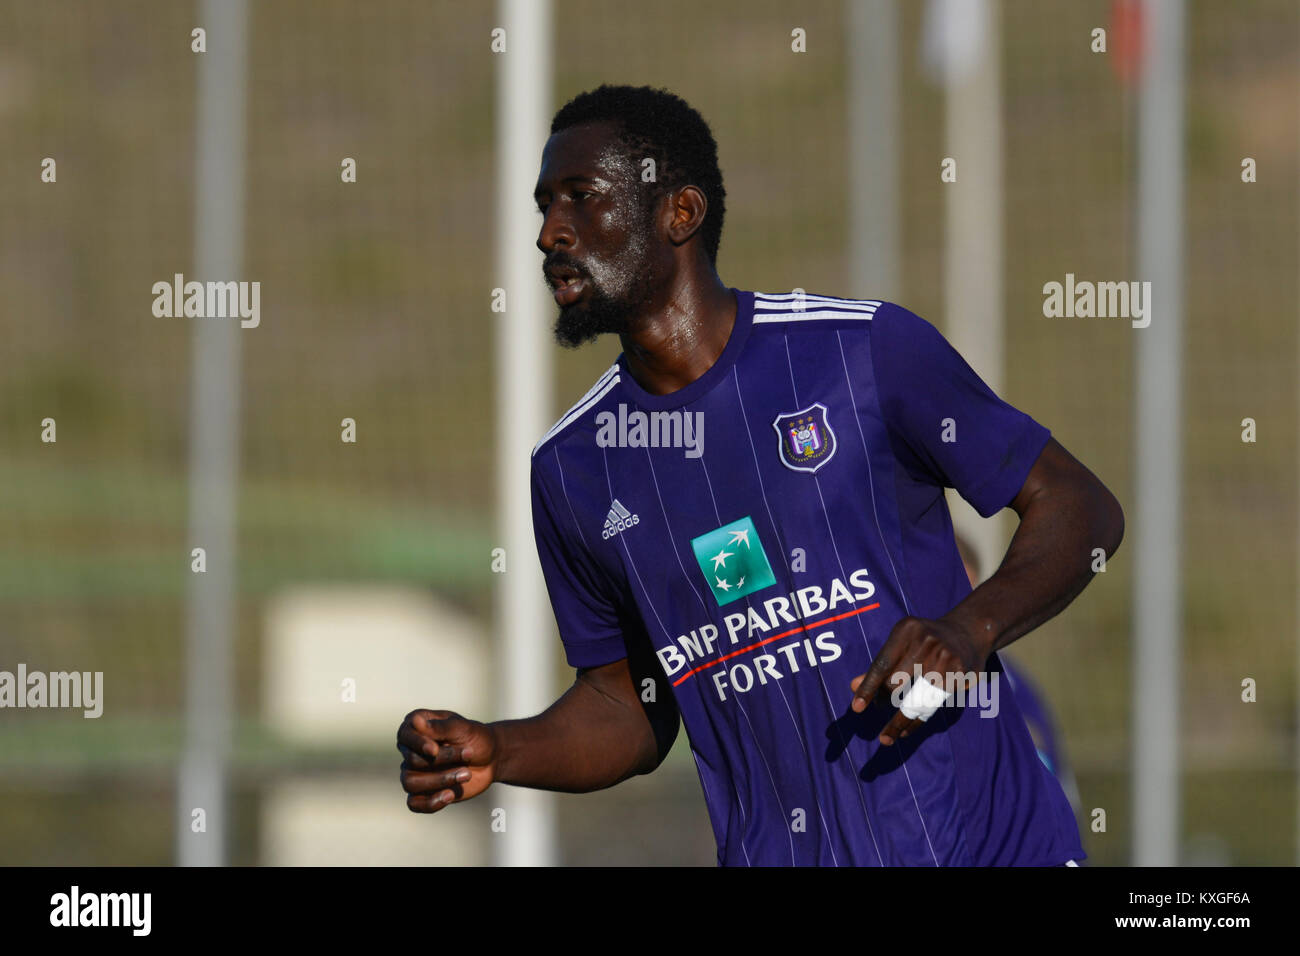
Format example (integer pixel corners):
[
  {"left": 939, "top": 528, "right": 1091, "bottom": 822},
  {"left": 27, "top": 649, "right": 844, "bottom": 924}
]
[
  {"left": 552, "top": 274, "right": 652, "bottom": 348},
  {"left": 552, "top": 202, "right": 663, "bottom": 349}
]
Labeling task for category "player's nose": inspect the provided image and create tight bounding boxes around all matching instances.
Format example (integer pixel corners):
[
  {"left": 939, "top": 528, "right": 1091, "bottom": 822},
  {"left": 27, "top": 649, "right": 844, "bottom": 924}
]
[{"left": 536, "top": 206, "right": 575, "bottom": 255}]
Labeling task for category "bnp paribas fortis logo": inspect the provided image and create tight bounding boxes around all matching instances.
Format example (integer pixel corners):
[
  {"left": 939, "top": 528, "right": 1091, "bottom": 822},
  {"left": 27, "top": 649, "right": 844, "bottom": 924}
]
[{"left": 689, "top": 516, "right": 777, "bottom": 606}]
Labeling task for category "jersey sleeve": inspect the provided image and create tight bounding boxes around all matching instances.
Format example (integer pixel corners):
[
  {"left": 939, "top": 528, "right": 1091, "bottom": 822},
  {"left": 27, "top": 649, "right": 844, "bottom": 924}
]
[
  {"left": 530, "top": 457, "right": 628, "bottom": 669},
  {"left": 869, "top": 302, "right": 1052, "bottom": 518}
]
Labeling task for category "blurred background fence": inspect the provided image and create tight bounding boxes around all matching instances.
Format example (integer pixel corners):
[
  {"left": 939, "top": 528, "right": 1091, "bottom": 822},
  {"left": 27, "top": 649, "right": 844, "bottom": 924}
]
[{"left": 0, "top": 0, "right": 1295, "bottom": 865}]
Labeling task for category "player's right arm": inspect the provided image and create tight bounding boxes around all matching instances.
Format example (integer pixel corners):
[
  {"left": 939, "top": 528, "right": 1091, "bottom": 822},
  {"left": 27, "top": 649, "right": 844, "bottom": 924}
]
[{"left": 398, "top": 655, "right": 670, "bottom": 813}]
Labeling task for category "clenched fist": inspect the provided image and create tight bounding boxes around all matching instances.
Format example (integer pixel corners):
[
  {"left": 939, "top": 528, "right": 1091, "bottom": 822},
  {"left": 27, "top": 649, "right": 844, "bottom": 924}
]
[{"left": 397, "top": 709, "right": 499, "bottom": 812}]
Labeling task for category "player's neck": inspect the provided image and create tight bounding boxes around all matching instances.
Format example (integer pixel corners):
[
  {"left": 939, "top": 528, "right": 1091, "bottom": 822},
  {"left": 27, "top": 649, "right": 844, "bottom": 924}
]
[{"left": 618, "top": 274, "right": 736, "bottom": 398}]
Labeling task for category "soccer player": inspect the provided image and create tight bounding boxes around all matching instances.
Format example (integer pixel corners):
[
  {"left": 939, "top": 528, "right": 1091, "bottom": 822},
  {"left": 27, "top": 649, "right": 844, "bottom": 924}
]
[{"left": 397, "top": 84, "right": 1124, "bottom": 866}]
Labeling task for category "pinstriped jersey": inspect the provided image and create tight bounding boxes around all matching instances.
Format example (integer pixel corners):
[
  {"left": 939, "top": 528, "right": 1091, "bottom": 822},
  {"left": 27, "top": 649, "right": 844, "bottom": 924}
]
[{"left": 529, "top": 288, "right": 1084, "bottom": 866}]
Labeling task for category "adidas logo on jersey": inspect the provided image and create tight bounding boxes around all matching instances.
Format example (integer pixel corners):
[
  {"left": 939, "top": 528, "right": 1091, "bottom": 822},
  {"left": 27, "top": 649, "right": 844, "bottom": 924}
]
[{"left": 602, "top": 499, "right": 640, "bottom": 539}]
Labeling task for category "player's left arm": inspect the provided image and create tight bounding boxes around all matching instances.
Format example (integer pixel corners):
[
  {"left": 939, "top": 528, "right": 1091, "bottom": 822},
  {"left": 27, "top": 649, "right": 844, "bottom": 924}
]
[{"left": 850, "top": 436, "right": 1124, "bottom": 744}]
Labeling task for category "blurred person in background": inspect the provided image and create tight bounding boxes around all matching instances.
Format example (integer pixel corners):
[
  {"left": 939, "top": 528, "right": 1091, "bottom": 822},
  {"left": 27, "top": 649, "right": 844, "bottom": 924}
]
[{"left": 954, "top": 532, "right": 1084, "bottom": 827}]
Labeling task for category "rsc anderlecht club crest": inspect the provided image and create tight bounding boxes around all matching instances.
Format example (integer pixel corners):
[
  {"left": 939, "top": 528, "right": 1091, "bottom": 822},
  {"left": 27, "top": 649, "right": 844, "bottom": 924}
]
[{"left": 773, "top": 402, "right": 836, "bottom": 473}]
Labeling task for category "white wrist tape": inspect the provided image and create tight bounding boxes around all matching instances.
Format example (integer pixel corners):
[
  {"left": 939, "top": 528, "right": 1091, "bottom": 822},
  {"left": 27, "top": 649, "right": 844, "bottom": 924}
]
[{"left": 898, "top": 677, "right": 951, "bottom": 721}]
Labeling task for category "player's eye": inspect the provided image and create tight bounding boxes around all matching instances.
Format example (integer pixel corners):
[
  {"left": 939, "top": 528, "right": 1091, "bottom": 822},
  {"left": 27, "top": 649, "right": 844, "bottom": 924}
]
[{"left": 536, "top": 191, "right": 592, "bottom": 213}]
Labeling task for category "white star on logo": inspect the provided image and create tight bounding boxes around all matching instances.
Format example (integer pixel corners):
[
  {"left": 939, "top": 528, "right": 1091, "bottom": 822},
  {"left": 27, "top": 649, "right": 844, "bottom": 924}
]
[
  {"left": 736, "top": 575, "right": 745, "bottom": 588},
  {"left": 710, "top": 548, "right": 734, "bottom": 570},
  {"left": 728, "top": 528, "right": 751, "bottom": 548},
  {"left": 715, "top": 576, "right": 732, "bottom": 592}
]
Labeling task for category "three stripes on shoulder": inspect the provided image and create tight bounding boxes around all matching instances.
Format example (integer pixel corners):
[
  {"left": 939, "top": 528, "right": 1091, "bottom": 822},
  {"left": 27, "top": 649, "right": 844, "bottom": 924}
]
[{"left": 752, "top": 291, "right": 880, "bottom": 324}]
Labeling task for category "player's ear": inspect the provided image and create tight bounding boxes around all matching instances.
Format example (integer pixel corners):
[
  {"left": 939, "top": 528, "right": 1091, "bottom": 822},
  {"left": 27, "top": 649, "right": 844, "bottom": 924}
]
[{"left": 666, "top": 185, "right": 708, "bottom": 246}]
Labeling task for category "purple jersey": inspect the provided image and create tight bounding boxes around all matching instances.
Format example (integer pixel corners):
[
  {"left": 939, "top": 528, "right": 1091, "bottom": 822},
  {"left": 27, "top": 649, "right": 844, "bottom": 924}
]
[{"left": 529, "top": 289, "right": 1085, "bottom": 866}]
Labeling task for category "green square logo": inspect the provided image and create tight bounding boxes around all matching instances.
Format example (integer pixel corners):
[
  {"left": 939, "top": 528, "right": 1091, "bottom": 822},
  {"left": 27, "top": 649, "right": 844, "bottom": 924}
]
[{"left": 690, "top": 516, "right": 776, "bottom": 606}]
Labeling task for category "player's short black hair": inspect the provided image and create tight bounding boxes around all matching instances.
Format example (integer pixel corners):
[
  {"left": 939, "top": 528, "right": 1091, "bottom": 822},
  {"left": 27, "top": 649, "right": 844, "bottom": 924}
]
[{"left": 550, "top": 84, "right": 726, "bottom": 268}]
